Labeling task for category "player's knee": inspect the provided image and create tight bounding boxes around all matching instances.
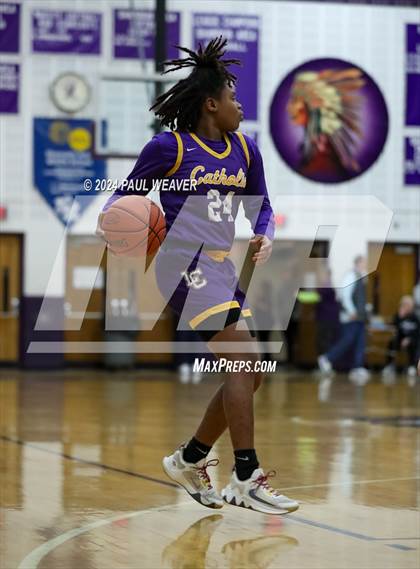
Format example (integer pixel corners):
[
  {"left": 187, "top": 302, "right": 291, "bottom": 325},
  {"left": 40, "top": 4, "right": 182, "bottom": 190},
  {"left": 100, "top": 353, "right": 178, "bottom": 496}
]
[{"left": 248, "top": 352, "right": 265, "bottom": 391}]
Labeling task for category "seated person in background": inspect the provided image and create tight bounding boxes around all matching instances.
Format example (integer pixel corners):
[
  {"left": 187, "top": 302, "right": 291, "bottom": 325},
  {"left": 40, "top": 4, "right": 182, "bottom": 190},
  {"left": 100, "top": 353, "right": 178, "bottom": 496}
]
[{"left": 382, "top": 295, "right": 420, "bottom": 378}]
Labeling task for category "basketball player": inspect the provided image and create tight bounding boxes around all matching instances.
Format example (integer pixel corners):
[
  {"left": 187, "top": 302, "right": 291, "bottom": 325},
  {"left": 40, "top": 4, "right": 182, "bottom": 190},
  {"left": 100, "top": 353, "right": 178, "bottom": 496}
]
[{"left": 97, "top": 37, "right": 298, "bottom": 515}]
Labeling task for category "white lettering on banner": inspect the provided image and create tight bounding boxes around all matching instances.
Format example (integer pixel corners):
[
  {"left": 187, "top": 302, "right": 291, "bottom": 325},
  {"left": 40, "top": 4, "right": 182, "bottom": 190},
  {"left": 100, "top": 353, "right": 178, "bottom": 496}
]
[{"left": 0, "top": 65, "right": 18, "bottom": 91}]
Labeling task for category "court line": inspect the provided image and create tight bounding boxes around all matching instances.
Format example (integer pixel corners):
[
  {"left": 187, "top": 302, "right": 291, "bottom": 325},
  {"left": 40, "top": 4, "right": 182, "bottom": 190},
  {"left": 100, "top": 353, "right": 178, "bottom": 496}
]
[
  {"left": 17, "top": 507, "right": 417, "bottom": 569},
  {"left": 17, "top": 501, "right": 192, "bottom": 569},
  {"left": 387, "top": 544, "right": 417, "bottom": 551},
  {"left": 280, "top": 476, "right": 420, "bottom": 491},
  {"left": 374, "top": 537, "right": 420, "bottom": 541},
  {"left": 290, "top": 416, "right": 420, "bottom": 429},
  {"left": 289, "top": 516, "right": 417, "bottom": 551},
  {"left": 0, "top": 435, "right": 178, "bottom": 489},
  {"left": 4, "top": 434, "right": 417, "bottom": 494},
  {"left": 3, "top": 434, "right": 417, "bottom": 553}
]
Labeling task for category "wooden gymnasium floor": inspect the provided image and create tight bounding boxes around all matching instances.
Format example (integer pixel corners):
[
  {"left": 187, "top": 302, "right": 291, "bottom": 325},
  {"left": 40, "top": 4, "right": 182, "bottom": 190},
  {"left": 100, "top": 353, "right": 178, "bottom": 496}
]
[{"left": 1, "top": 368, "right": 419, "bottom": 569}]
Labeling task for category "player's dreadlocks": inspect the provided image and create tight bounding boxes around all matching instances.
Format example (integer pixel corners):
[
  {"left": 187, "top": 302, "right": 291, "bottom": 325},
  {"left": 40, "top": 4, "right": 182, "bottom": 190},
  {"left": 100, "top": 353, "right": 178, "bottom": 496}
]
[{"left": 149, "top": 35, "right": 241, "bottom": 131}]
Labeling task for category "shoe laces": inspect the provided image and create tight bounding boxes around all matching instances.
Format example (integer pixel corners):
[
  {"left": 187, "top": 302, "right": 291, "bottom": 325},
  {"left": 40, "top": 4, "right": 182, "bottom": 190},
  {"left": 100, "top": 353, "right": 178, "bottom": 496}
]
[
  {"left": 193, "top": 458, "right": 219, "bottom": 489},
  {"left": 253, "top": 470, "right": 280, "bottom": 496}
]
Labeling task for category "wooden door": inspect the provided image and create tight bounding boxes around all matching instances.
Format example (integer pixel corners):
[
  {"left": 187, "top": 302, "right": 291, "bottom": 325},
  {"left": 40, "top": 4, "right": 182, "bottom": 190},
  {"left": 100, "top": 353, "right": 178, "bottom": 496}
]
[
  {"left": 65, "top": 237, "right": 174, "bottom": 365},
  {"left": 367, "top": 243, "right": 418, "bottom": 366},
  {"left": 65, "top": 236, "right": 106, "bottom": 363},
  {"left": 0, "top": 235, "right": 22, "bottom": 362},
  {"left": 368, "top": 243, "right": 418, "bottom": 319}
]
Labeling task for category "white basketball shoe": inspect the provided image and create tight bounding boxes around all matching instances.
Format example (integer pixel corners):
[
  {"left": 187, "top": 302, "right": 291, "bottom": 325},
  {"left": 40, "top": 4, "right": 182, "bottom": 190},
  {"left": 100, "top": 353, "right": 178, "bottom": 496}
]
[
  {"left": 349, "top": 367, "right": 371, "bottom": 385},
  {"left": 318, "top": 355, "right": 333, "bottom": 375},
  {"left": 221, "top": 468, "right": 299, "bottom": 515},
  {"left": 162, "top": 446, "right": 223, "bottom": 509}
]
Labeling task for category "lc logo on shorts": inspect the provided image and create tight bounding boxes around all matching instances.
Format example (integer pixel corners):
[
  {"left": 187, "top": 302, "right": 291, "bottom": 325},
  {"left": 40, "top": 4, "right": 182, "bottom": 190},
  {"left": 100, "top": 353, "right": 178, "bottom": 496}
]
[
  {"left": 270, "top": 58, "right": 389, "bottom": 184},
  {"left": 181, "top": 268, "right": 208, "bottom": 290}
]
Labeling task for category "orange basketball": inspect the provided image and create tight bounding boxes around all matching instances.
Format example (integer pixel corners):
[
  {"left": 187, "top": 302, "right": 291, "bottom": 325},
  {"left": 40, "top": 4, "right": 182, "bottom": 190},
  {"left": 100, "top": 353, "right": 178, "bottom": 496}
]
[{"left": 101, "top": 196, "right": 166, "bottom": 257}]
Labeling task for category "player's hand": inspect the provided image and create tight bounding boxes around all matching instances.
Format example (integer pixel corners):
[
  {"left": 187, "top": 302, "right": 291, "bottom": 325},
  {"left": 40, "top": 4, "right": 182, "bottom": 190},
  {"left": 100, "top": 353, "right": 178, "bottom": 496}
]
[
  {"left": 95, "top": 212, "right": 106, "bottom": 240},
  {"left": 401, "top": 337, "right": 410, "bottom": 348},
  {"left": 417, "top": 359, "right": 420, "bottom": 377},
  {"left": 250, "top": 234, "right": 272, "bottom": 266}
]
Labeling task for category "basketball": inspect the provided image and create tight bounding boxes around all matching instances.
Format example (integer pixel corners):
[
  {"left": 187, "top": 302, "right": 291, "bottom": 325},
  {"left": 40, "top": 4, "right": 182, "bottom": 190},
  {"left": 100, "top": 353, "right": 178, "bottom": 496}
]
[{"left": 100, "top": 195, "right": 166, "bottom": 257}]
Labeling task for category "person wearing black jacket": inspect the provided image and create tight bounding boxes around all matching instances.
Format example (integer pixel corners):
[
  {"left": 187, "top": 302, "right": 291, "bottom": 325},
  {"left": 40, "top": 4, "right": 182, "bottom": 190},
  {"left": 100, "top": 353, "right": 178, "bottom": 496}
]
[{"left": 382, "top": 295, "right": 420, "bottom": 379}]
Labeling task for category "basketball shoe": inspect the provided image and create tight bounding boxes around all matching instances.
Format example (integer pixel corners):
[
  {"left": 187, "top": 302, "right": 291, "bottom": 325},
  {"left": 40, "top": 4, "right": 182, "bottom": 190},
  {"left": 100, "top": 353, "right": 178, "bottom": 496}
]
[
  {"left": 317, "top": 355, "right": 334, "bottom": 375},
  {"left": 163, "top": 446, "right": 223, "bottom": 509},
  {"left": 348, "top": 367, "right": 371, "bottom": 385},
  {"left": 221, "top": 468, "right": 299, "bottom": 515}
]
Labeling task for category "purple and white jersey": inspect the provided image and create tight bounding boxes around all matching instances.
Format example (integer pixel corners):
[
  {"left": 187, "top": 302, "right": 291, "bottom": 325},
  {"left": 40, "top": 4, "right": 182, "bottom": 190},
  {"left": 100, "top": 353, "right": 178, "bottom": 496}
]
[{"left": 103, "top": 130, "right": 275, "bottom": 251}]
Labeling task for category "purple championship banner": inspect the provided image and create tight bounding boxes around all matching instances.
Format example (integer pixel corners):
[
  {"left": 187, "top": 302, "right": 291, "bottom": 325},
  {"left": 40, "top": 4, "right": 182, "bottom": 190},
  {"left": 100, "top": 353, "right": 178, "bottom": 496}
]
[
  {"left": 0, "top": 2, "right": 20, "bottom": 53},
  {"left": 32, "top": 10, "right": 101, "bottom": 55},
  {"left": 0, "top": 63, "right": 19, "bottom": 113},
  {"left": 406, "top": 24, "right": 420, "bottom": 126},
  {"left": 404, "top": 136, "right": 420, "bottom": 185},
  {"left": 193, "top": 14, "right": 259, "bottom": 121},
  {"left": 114, "top": 10, "right": 180, "bottom": 59}
]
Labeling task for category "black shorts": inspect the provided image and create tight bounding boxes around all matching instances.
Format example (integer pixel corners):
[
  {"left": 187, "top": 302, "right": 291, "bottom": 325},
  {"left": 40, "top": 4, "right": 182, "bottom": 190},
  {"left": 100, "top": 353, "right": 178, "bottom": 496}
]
[{"left": 195, "top": 306, "right": 256, "bottom": 342}]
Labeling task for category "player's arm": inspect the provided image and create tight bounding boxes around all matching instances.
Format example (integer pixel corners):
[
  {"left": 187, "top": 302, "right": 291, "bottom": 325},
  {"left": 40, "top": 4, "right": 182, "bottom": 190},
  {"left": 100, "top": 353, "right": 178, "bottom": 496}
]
[{"left": 242, "top": 138, "right": 275, "bottom": 266}]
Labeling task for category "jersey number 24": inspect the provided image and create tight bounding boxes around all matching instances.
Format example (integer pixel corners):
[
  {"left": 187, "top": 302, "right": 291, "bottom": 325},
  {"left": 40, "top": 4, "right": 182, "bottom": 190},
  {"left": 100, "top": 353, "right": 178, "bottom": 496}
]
[{"left": 207, "top": 190, "right": 235, "bottom": 222}]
